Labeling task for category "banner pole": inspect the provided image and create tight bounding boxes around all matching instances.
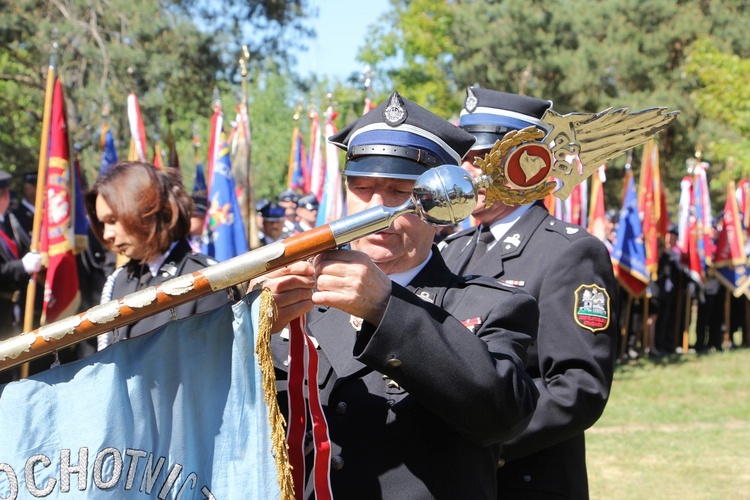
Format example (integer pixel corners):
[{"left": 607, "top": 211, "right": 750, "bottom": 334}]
[{"left": 20, "top": 37, "right": 58, "bottom": 378}]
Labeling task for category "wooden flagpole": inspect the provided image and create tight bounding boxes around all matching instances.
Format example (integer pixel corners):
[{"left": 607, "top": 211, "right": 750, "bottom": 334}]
[
  {"left": 642, "top": 295, "right": 650, "bottom": 354},
  {"left": 20, "top": 35, "right": 58, "bottom": 378},
  {"left": 239, "top": 46, "right": 260, "bottom": 250},
  {"left": 620, "top": 294, "right": 633, "bottom": 359},
  {"left": 723, "top": 287, "right": 731, "bottom": 349},
  {"left": 682, "top": 291, "right": 691, "bottom": 352}
]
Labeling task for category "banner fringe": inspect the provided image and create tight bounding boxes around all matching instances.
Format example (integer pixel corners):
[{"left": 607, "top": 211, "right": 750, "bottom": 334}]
[{"left": 256, "top": 289, "right": 295, "bottom": 499}]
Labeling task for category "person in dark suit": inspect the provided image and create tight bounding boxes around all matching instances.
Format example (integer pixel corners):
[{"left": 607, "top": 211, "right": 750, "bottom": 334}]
[
  {"left": 84, "top": 162, "right": 235, "bottom": 346},
  {"left": 9, "top": 173, "right": 36, "bottom": 254},
  {"left": 655, "top": 223, "right": 682, "bottom": 353},
  {"left": 0, "top": 170, "right": 42, "bottom": 383},
  {"left": 258, "top": 92, "right": 540, "bottom": 498},
  {"left": 259, "top": 201, "right": 287, "bottom": 245},
  {"left": 440, "top": 87, "right": 618, "bottom": 499}
]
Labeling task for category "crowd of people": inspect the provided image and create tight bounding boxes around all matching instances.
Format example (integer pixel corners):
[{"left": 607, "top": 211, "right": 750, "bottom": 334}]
[
  {"left": 0, "top": 85, "right": 731, "bottom": 498},
  {"left": 602, "top": 211, "right": 750, "bottom": 360}
]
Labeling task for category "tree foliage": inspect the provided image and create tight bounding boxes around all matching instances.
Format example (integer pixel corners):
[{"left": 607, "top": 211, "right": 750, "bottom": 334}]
[
  {"left": 356, "top": 0, "right": 750, "bottom": 212},
  {"left": 0, "top": 0, "right": 311, "bottom": 192},
  {"left": 358, "top": 0, "right": 458, "bottom": 118},
  {"left": 685, "top": 38, "right": 750, "bottom": 186}
]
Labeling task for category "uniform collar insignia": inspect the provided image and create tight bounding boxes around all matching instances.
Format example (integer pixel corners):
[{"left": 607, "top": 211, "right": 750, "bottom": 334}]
[
  {"left": 414, "top": 288, "right": 436, "bottom": 303},
  {"left": 502, "top": 232, "right": 524, "bottom": 253},
  {"left": 350, "top": 315, "right": 364, "bottom": 331}
]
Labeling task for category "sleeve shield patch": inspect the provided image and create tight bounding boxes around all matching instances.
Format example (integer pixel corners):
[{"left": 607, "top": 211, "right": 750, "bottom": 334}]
[{"left": 574, "top": 284, "right": 610, "bottom": 332}]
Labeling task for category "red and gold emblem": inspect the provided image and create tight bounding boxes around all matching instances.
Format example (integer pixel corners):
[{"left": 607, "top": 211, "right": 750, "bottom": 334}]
[{"left": 504, "top": 143, "right": 553, "bottom": 190}]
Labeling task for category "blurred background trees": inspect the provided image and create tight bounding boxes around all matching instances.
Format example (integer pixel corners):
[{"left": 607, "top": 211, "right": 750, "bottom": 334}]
[{"left": 1, "top": 0, "right": 749, "bottom": 211}]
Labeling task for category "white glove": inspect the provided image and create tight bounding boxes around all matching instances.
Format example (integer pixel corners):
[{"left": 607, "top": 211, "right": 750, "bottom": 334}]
[{"left": 22, "top": 252, "right": 42, "bottom": 274}]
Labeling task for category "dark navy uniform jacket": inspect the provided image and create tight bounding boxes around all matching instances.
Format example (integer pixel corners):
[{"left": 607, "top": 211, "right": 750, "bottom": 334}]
[
  {"left": 441, "top": 203, "right": 618, "bottom": 500},
  {"left": 272, "top": 249, "right": 539, "bottom": 499},
  {"left": 110, "top": 238, "right": 234, "bottom": 340}
]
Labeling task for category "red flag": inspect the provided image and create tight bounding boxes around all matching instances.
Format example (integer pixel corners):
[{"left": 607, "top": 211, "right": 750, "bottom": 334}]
[
  {"left": 563, "top": 156, "right": 587, "bottom": 226},
  {"left": 127, "top": 93, "right": 148, "bottom": 162},
  {"left": 286, "top": 125, "right": 308, "bottom": 192},
  {"left": 638, "top": 140, "right": 668, "bottom": 279},
  {"left": 714, "top": 181, "right": 746, "bottom": 267},
  {"left": 308, "top": 109, "right": 325, "bottom": 203},
  {"left": 40, "top": 78, "right": 81, "bottom": 323},
  {"left": 152, "top": 142, "right": 164, "bottom": 169},
  {"left": 587, "top": 165, "right": 608, "bottom": 244}
]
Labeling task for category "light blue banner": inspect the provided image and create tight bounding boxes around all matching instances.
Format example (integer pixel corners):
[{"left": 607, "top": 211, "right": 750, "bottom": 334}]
[{"left": 0, "top": 293, "right": 280, "bottom": 499}]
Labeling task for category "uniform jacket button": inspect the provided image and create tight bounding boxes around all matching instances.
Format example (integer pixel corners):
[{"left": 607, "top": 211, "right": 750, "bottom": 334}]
[
  {"left": 335, "top": 401, "right": 347, "bottom": 414},
  {"left": 388, "top": 357, "right": 401, "bottom": 368},
  {"left": 331, "top": 455, "right": 345, "bottom": 470},
  {"left": 497, "top": 458, "right": 506, "bottom": 468}
]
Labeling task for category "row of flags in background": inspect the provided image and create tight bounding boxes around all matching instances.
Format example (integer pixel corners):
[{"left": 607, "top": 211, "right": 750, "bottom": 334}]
[
  {"left": 607, "top": 139, "right": 750, "bottom": 300},
  {"left": 43, "top": 77, "right": 228, "bottom": 330},
  {"left": 286, "top": 105, "right": 345, "bottom": 226},
  {"left": 4, "top": 67, "right": 282, "bottom": 496},
  {"left": 99, "top": 91, "right": 249, "bottom": 261}
]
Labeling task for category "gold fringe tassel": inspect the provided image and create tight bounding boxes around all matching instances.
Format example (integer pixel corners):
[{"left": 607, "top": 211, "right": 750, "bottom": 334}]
[{"left": 255, "top": 289, "right": 295, "bottom": 499}]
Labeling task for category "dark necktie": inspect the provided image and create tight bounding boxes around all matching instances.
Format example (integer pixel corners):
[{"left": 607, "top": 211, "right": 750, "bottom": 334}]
[{"left": 460, "top": 225, "right": 495, "bottom": 275}]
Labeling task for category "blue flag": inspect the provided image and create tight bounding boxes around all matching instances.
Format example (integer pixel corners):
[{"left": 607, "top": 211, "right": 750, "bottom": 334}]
[
  {"left": 99, "top": 124, "right": 118, "bottom": 177},
  {"left": 611, "top": 173, "right": 649, "bottom": 296},
  {"left": 0, "top": 293, "right": 286, "bottom": 499},
  {"left": 193, "top": 163, "right": 207, "bottom": 198},
  {"left": 202, "top": 132, "right": 249, "bottom": 261}
]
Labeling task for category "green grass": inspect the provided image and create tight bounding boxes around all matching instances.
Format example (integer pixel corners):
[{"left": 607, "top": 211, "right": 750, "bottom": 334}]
[{"left": 588, "top": 349, "right": 750, "bottom": 499}]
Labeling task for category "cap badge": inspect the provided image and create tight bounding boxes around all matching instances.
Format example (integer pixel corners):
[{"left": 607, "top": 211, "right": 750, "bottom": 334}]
[
  {"left": 384, "top": 92, "right": 407, "bottom": 126},
  {"left": 465, "top": 87, "right": 478, "bottom": 113}
]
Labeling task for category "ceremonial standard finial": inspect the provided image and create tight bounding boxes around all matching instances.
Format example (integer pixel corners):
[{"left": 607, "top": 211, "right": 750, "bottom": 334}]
[
  {"left": 293, "top": 99, "right": 304, "bottom": 121},
  {"left": 212, "top": 85, "right": 222, "bottom": 111},
  {"left": 101, "top": 99, "right": 110, "bottom": 120},
  {"left": 685, "top": 143, "right": 709, "bottom": 175},
  {"left": 359, "top": 65, "right": 375, "bottom": 91},
  {"left": 50, "top": 27, "right": 59, "bottom": 69},
  {"left": 240, "top": 45, "right": 250, "bottom": 78},
  {"left": 476, "top": 106, "right": 680, "bottom": 205}
]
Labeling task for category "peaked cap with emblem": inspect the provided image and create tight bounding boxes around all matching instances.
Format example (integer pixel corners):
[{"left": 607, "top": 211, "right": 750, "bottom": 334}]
[
  {"left": 329, "top": 91, "right": 476, "bottom": 180},
  {"left": 260, "top": 201, "right": 286, "bottom": 221},
  {"left": 0, "top": 169, "right": 11, "bottom": 188},
  {"left": 297, "top": 193, "right": 319, "bottom": 211},
  {"left": 459, "top": 87, "right": 553, "bottom": 151}
]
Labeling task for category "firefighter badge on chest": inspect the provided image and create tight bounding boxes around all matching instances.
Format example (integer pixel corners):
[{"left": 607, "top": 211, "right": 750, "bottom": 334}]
[{"left": 574, "top": 284, "right": 610, "bottom": 332}]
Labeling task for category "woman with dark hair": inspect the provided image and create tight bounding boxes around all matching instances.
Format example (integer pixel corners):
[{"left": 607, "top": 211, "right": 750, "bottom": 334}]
[{"left": 84, "top": 162, "right": 235, "bottom": 343}]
